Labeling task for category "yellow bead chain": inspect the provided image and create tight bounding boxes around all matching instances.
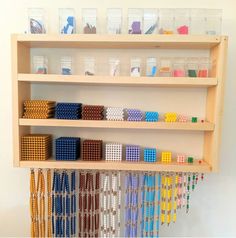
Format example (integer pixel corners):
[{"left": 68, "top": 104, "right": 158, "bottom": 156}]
[{"left": 166, "top": 175, "right": 172, "bottom": 225}]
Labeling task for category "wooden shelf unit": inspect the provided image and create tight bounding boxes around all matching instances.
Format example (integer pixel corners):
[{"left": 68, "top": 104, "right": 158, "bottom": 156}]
[{"left": 12, "top": 34, "right": 228, "bottom": 172}]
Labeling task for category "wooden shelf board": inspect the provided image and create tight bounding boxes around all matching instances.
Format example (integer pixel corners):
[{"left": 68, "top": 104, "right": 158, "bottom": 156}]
[
  {"left": 18, "top": 74, "right": 217, "bottom": 87},
  {"left": 19, "top": 159, "right": 211, "bottom": 172},
  {"left": 19, "top": 119, "right": 214, "bottom": 131},
  {"left": 15, "top": 34, "right": 221, "bottom": 49}
]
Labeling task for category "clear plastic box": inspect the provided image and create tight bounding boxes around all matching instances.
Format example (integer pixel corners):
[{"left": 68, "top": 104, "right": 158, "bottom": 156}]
[
  {"left": 82, "top": 8, "right": 97, "bottom": 34},
  {"left": 109, "top": 58, "right": 120, "bottom": 76},
  {"left": 61, "top": 56, "right": 73, "bottom": 75},
  {"left": 107, "top": 8, "right": 122, "bottom": 34},
  {"left": 205, "top": 9, "right": 222, "bottom": 35},
  {"left": 146, "top": 57, "right": 157, "bottom": 77},
  {"left": 187, "top": 58, "right": 199, "bottom": 77},
  {"left": 143, "top": 9, "right": 158, "bottom": 34},
  {"left": 198, "top": 58, "right": 211, "bottom": 77},
  {"left": 190, "top": 9, "right": 206, "bottom": 35},
  {"left": 175, "top": 9, "right": 190, "bottom": 35},
  {"left": 159, "top": 58, "right": 172, "bottom": 77},
  {"left": 33, "top": 56, "right": 48, "bottom": 74},
  {"left": 173, "top": 58, "right": 186, "bottom": 77},
  {"left": 28, "top": 8, "right": 46, "bottom": 34},
  {"left": 158, "top": 9, "right": 174, "bottom": 34},
  {"left": 128, "top": 9, "right": 143, "bottom": 34},
  {"left": 84, "top": 57, "right": 95, "bottom": 75},
  {"left": 59, "top": 8, "right": 76, "bottom": 34},
  {"left": 130, "top": 58, "right": 141, "bottom": 77}
]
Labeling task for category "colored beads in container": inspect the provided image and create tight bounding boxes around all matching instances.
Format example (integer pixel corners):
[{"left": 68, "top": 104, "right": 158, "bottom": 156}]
[
  {"left": 146, "top": 57, "right": 157, "bottom": 76},
  {"left": 106, "top": 107, "right": 124, "bottom": 121},
  {"left": 126, "top": 145, "right": 140, "bottom": 162},
  {"left": 100, "top": 172, "right": 121, "bottom": 237},
  {"left": 82, "top": 105, "right": 104, "bottom": 120},
  {"left": 21, "top": 134, "right": 52, "bottom": 161},
  {"left": 105, "top": 143, "right": 122, "bottom": 161},
  {"left": 61, "top": 56, "right": 73, "bottom": 75},
  {"left": 55, "top": 102, "right": 82, "bottom": 119},
  {"left": 82, "top": 8, "right": 97, "bottom": 34},
  {"left": 145, "top": 111, "right": 159, "bottom": 122},
  {"left": 130, "top": 58, "right": 141, "bottom": 77},
  {"left": 165, "top": 112, "right": 177, "bottom": 122},
  {"left": 82, "top": 140, "right": 103, "bottom": 161},
  {"left": 59, "top": 8, "right": 76, "bottom": 34},
  {"left": 23, "top": 100, "right": 55, "bottom": 119},
  {"left": 127, "top": 109, "right": 143, "bottom": 121},
  {"left": 55, "top": 137, "right": 81, "bottom": 161},
  {"left": 33, "top": 55, "right": 48, "bottom": 74},
  {"left": 28, "top": 8, "right": 46, "bottom": 34},
  {"left": 177, "top": 154, "right": 186, "bottom": 163},
  {"left": 128, "top": 9, "right": 142, "bottom": 34},
  {"left": 144, "top": 148, "right": 157, "bottom": 162},
  {"left": 161, "top": 152, "right": 172, "bottom": 163},
  {"left": 78, "top": 171, "right": 100, "bottom": 237}
]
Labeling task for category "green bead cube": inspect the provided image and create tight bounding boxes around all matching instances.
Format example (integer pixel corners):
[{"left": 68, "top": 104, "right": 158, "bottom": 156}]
[
  {"left": 191, "top": 117, "right": 197, "bottom": 123},
  {"left": 188, "top": 157, "right": 194, "bottom": 163}
]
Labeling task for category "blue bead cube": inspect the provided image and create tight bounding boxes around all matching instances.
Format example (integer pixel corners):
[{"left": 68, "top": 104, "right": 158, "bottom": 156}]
[
  {"left": 144, "top": 148, "right": 157, "bottom": 162},
  {"left": 145, "top": 111, "right": 159, "bottom": 122}
]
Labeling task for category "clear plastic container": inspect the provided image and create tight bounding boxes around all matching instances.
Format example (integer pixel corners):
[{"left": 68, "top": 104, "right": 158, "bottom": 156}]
[
  {"left": 143, "top": 9, "right": 158, "bottom": 34},
  {"left": 187, "top": 58, "right": 199, "bottom": 77},
  {"left": 82, "top": 8, "right": 97, "bottom": 34},
  {"left": 33, "top": 56, "right": 48, "bottom": 74},
  {"left": 61, "top": 56, "right": 73, "bottom": 75},
  {"left": 128, "top": 9, "right": 143, "bottom": 34},
  {"left": 205, "top": 9, "right": 222, "bottom": 35},
  {"left": 130, "top": 58, "right": 141, "bottom": 77},
  {"left": 175, "top": 9, "right": 190, "bottom": 35},
  {"left": 109, "top": 58, "right": 120, "bottom": 76},
  {"left": 146, "top": 57, "right": 157, "bottom": 77},
  {"left": 190, "top": 9, "right": 206, "bottom": 35},
  {"left": 84, "top": 57, "right": 95, "bottom": 75},
  {"left": 198, "top": 58, "right": 211, "bottom": 77},
  {"left": 107, "top": 8, "right": 122, "bottom": 34},
  {"left": 28, "top": 8, "right": 46, "bottom": 34},
  {"left": 159, "top": 58, "right": 172, "bottom": 77},
  {"left": 173, "top": 58, "right": 186, "bottom": 77},
  {"left": 59, "top": 8, "right": 76, "bottom": 34},
  {"left": 158, "top": 9, "right": 174, "bottom": 34}
]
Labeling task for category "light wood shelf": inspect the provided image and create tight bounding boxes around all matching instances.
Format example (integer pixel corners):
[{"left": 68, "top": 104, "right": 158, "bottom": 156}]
[
  {"left": 19, "top": 119, "right": 214, "bottom": 131},
  {"left": 19, "top": 159, "right": 211, "bottom": 173},
  {"left": 18, "top": 74, "right": 217, "bottom": 87},
  {"left": 14, "top": 34, "right": 221, "bottom": 49}
]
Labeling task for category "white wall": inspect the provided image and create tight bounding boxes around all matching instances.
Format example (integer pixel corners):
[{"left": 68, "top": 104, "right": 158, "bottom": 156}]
[{"left": 0, "top": 0, "right": 236, "bottom": 236}]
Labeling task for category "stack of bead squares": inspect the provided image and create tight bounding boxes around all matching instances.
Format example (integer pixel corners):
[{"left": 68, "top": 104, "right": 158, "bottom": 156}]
[
  {"left": 177, "top": 154, "right": 186, "bottom": 163},
  {"left": 106, "top": 107, "right": 124, "bottom": 121},
  {"left": 127, "top": 109, "right": 143, "bottom": 121},
  {"left": 145, "top": 112, "right": 159, "bottom": 122},
  {"left": 55, "top": 137, "right": 81, "bottom": 161},
  {"left": 165, "top": 113, "right": 177, "bottom": 122},
  {"left": 55, "top": 103, "right": 82, "bottom": 119},
  {"left": 144, "top": 148, "right": 157, "bottom": 162},
  {"left": 82, "top": 140, "right": 103, "bottom": 161},
  {"left": 126, "top": 145, "right": 140, "bottom": 162},
  {"left": 23, "top": 100, "right": 55, "bottom": 119},
  {"left": 161, "top": 151, "right": 172, "bottom": 163},
  {"left": 178, "top": 115, "right": 188, "bottom": 122},
  {"left": 105, "top": 143, "right": 122, "bottom": 161},
  {"left": 82, "top": 105, "right": 104, "bottom": 120},
  {"left": 21, "top": 134, "right": 52, "bottom": 160}
]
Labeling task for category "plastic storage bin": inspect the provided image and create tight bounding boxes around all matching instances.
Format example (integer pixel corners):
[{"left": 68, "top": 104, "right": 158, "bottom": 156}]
[
  {"left": 61, "top": 56, "right": 73, "bottom": 75},
  {"left": 158, "top": 9, "right": 174, "bottom": 34},
  {"left": 187, "top": 58, "right": 199, "bottom": 77},
  {"left": 109, "top": 58, "right": 120, "bottom": 76},
  {"left": 33, "top": 56, "right": 48, "bottom": 74},
  {"left": 205, "top": 9, "right": 222, "bottom": 35},
  {"left": 82, "top": 8, "right": 97, "bottom": 34},
  {"left": 173, "top": 58, "right": 186, "bottom": 77},
  {"left": 190, "top": 9, "right": 206, "bottom": 35},
  {"left": 146, "top": 58, "right": 157, "bottom": 77},
  {"left": 130, "top": 58, "right": 141, "bottom": 77},
  {"left": 143, "top": 9, "right": 158, "bottom": 34},
  {"left": 107, "top": 8, "right": 122, "bottom": 34},
  {"left": 84, "top": 57, "right": 95, "bottom": 75},
  {"left": 175, "top": 9, "right": 190, "bottom": 35},
  {"left": 198, "top": 58, "right": 211, "bottom": 77},
  {"left": 128, "top": 9, "right": 143, "bottom": 34},
  {"left": 28, "top": 8, "right": 46, "bottom": 34},
  {"left": 59, "top": 8, "right": 76, "bottom": 34},
  {"left": 159, "top": 58, "right": 172, "bottom": 77}
]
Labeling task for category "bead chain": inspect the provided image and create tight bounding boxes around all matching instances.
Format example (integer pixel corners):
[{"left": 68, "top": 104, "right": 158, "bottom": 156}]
[
  {"left": 173, "top": 174, "right": 178, "bottom": 223},
  {"left": 156, "top": 173, "right": 161, "bottom": 238},
  {"left": 186, "top": 173, "right": 191, "bottom": 213},
  {"left": 47, "top": 169, "right": 52, "bottom": 237}
]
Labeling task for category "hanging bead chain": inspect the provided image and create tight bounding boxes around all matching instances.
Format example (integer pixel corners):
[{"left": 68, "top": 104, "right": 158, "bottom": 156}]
[
  {"left": 186, "top": 173, "right": 191, "bottom": 213},
  {"left": 155, "top": 173, "right": 161, "bottom": 238},
  {"left": 177, "top": 173, "right": 182, "bottom": 209},
  {"left": 182, "top": 173, "right": 187, "bottom": 207},
  {"left": 47, "top": 169, "right": 52, "bottom": 237},
  {"left": 173, "top": 174, "right": 178, "bottom": 223},
  {"left": 166, "top": 174, "right": 172, "bottom": 225},
  {"left": 71, "top": 171, "right": 76, "bottom": 237},
  {"left": 117, "top": 172, "right": 121, "bottom": 237}
]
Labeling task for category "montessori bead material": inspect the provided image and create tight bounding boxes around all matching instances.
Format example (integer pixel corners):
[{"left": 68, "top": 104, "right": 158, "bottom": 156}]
[
  {"left": 105, "top": 143, "right": 122, "bottom": 161},
  {"left": 126, "top": 145, "right": 141, "bottom": 162},
  {"left": 55, "top": 102, "right": 82, "bottom": 120},
  {"left": 144, "top": 148, "right": 157, "bottom": 162}
]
